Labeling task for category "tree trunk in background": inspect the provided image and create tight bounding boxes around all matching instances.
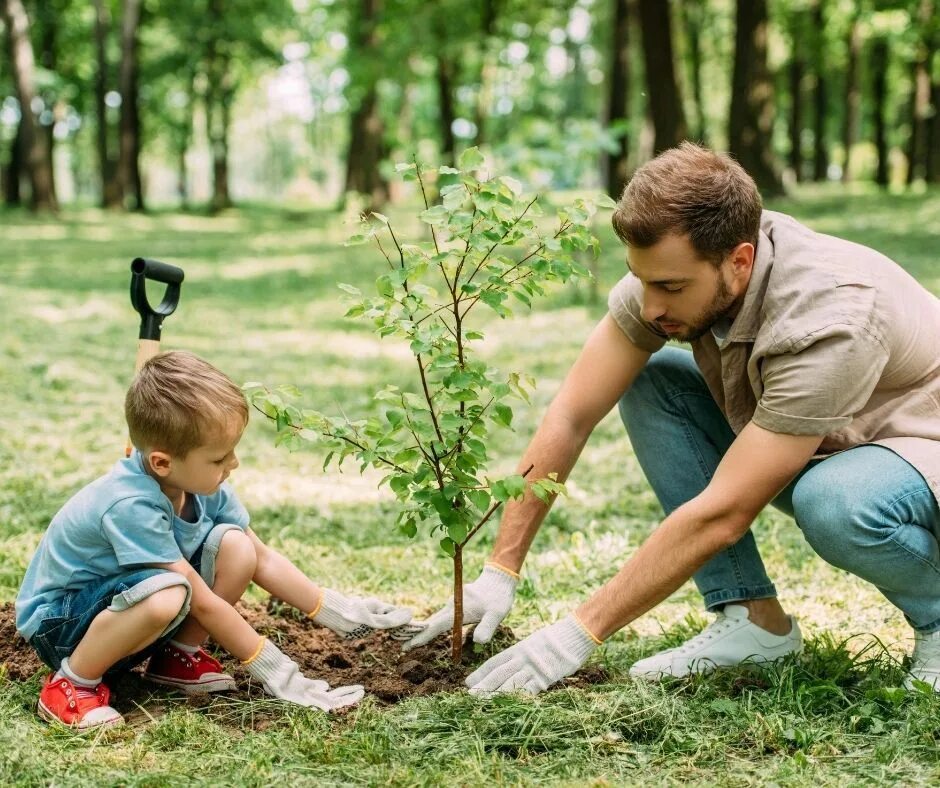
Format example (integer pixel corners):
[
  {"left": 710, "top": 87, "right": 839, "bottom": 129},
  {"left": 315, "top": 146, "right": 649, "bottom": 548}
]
[
  {"left": 473, "top": 0, "right": 498, "bottom": 146},
  {"left": 680, "top": 0, "right": 707, "bottom": 143},
  {"left": 436, "top": 54, "right": 456, "bottom": 166},
  {"left": 788, "top": 54, "right": 804, "bottom": 182},
  {"left": 604, "top": 0, "right": 631, "bottom": 198},
  {"left": 927, "top": 59, "right": 940, "bottom": 183},
  {"left": 344, "top": 0, "right": 388, "bottom": 209},
  {"left": 841, "top": 12, "right": 862, "bottom": 182},
  {"left": 637, "top": 0, "right": 687, "bottom": 154},
  {"left": 37, "top": 0, "right": 58, "bottom": 200},
  {"left": 871, "top": 39, "right": 890, "bottom": 188},
  {"left": 3, "top": 118, "right": 23, "bottom": 205},
  {"left": 1, "top": 0, "right": 57, "bottom": 211},
  {"left": 94, "top": 0, "right": 120, "bottom": 207},
  {"left": 728, "top": 0, "right": 783, "bottom": 195},
  {"left": 205, "top": 0, "right": 234, "bottom": 212},
  {"left": 906, "top": 0, "right": 934, "bottom": 184},
  {"left": 115, "top": 0, "right": 143, "bottom": 210},
  {"left": 811, "top": 0, "right": 828, "bottom": 181}
]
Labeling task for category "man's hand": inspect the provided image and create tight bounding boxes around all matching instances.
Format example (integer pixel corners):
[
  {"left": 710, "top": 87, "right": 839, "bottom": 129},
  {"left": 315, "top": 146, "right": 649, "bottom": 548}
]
[
  {"left": 464, "top": 615, "right": 598, "bottom": 695},
  {"left": 403, "top": 564, "right": 518, "bottom": 651},
  {"left": 311, "top": 589, "right": 417, "bottom": 640},
  {"left": 245, "top": 639, "right": 364, "bottom": 711}
]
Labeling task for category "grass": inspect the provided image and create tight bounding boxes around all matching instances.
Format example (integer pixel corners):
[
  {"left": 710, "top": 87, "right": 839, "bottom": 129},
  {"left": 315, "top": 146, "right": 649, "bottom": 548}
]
[{"left": 1, "top": 185, "right": 939, "bottom": 785}]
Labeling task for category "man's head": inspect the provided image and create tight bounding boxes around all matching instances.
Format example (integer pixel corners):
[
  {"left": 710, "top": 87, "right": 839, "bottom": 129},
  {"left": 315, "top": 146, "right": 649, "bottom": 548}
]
[
  {"left": 126, "top": 351, "right": 248, "bottom": 495},
  {"left": 611, "top": 143, "right": 763, "bottom": 342}
]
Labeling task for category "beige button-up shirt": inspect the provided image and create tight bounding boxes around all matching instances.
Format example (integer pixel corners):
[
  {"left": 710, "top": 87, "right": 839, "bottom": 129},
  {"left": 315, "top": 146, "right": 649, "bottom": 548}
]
[{"left": 608, "top": 210, "right": 940, "bottom": 503}]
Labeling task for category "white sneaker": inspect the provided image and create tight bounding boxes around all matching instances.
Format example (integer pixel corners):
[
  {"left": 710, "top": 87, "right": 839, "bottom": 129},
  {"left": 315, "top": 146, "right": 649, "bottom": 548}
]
[
  {"left": 904, "top": 630, "right": 940, "bottom": 691},
  {"left": 630, "top": 604, "right": 802, "bottom": 680}
]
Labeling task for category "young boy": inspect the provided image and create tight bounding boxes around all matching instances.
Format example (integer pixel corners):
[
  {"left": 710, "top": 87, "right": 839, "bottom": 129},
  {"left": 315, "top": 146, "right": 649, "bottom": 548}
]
[{"left": 16, "top": 351, "right": 417, "bottom": 728}]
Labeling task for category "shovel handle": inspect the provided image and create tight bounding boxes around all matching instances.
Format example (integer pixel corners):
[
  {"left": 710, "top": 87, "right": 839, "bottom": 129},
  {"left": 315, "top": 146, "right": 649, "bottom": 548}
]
[{"left": 130, "top": 258, "right": 184, "bottom": 341}]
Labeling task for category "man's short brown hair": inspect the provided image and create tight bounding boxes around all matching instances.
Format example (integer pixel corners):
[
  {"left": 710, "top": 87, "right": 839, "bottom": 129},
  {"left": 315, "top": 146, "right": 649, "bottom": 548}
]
[
  {"left": 611, "top": 142, "right": 763, "bottom": 265},
  {"left": 125, "top": 351, "right": 248, "bottom": 457}
]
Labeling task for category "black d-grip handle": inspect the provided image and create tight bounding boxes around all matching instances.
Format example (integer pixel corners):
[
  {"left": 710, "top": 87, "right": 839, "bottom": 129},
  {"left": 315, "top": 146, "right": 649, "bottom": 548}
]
[{"left": 130, "top": 258, "right": 184, "bottom": 341}]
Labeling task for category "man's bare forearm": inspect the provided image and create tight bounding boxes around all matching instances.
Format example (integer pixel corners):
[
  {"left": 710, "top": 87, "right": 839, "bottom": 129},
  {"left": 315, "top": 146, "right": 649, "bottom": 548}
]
[{"left": 489, "top": 410, "right": 592, "bottom": 572}]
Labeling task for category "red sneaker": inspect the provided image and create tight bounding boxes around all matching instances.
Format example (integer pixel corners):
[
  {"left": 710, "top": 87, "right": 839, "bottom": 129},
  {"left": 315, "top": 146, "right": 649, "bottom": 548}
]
[
  {"left": 145, "top": 643, "right": 236, "bottom": 694},
  {"left": 37, "top": 674, "right": 124, "bottom": 729}
]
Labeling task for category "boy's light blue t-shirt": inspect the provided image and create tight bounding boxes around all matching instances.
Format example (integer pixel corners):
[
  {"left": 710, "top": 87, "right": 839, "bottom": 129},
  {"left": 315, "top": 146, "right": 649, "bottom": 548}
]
[{"left": 15, "top": 452, "right": 249, "bottom": 640}]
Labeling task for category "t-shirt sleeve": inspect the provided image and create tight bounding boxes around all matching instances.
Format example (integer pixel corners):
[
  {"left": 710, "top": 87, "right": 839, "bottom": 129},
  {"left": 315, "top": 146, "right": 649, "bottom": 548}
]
[
  {"left": 607, "top": 273, "right": 668, "bottom": 353},
  {"left": 100, "top": 497, "right": 183, "bottom": 566},
  {"left": 753, "top": 325, "right": 889, "bottom": 435},
  {"left": 209, "top": 482, "right": 250, "bottom": 529}
]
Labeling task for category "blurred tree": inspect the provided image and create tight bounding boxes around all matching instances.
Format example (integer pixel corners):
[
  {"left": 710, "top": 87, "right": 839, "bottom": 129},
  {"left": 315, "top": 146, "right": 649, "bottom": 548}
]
[
  {"left": 116, "top": 0, "right": 143, "bottom": 210},
  {"left": 841, "top": 4, "right": 863, "bottom": 182},
  {"left": 811, "top": 0, "right": 829, "bottom": 181},
  {"left": 729, "top": 0, "right": 783, "bottom": 195},
  {"left": 1, "top": 0, "right": 56, "bottom": 210},
  {"left": 678, "top": 0, "right": 707, "bottom": 144},
  {"left": 603, "top": 0, "right": 631, "bottom": 197},
  {"left": 906, "top": 0, "right": 935, "bottom": 184},
  {"left": 871, "top": 35, "right": 890, "bottom": 187},
  {"left": 637, "top": 0, "right": 687, "bottom": 153}
]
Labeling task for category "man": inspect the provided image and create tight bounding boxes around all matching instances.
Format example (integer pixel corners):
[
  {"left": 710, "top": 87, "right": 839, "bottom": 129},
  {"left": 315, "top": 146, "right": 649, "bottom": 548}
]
[{"left": 405, "top": 143, "right": 940, "bottom": 695}]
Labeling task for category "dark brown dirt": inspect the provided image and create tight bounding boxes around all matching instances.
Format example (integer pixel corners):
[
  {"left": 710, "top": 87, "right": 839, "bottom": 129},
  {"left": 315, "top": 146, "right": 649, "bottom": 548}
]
[{"left": 0, "top": 599, "right": 608, "bottom": 720}]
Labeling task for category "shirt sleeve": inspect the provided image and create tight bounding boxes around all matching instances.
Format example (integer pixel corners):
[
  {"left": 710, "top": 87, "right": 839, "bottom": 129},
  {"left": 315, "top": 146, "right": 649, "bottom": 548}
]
[
  {"left": 100, "top": 497, "right": 183, "bottom": 567},
  {"left": 607, "top": 273, "right": 668, "bottom": 353},
  {"left": 209, "top": 482, "right": 250, "bottom": 529},
  {"left": 753, "top": 325, "right": 889, "bottom": 435}
]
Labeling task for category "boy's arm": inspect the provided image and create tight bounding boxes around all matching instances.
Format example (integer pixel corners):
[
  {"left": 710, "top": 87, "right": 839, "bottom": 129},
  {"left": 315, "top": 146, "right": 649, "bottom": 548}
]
[{"left": 246, "top": 528, "right": 415, "bottom": 638}]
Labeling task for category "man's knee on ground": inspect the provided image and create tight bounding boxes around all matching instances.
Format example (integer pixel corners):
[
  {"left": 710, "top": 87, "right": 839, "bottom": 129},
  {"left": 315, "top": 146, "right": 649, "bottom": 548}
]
[
  {"left": 216, "top": 528, "right": 257, "bottom": 580},
  {"left": 139, "top": 584, "right": 189, "bottom": 629}
]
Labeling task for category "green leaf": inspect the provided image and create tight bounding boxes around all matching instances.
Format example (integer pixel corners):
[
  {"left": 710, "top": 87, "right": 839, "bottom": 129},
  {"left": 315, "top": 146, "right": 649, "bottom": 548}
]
[
  {"left": 458, "top": 146, "right": 485, "bottom": 171},
  {"left": 595, "top": 193, "right": 617, "bottom": 209},
  {"left": 492, "top": 403, "right": 513, "bottom": 428},
  {"left": 439, "top": 537, "right": 456, "bottom": 557},
  {"left": 376, "top": 274, "right": 394, "bottom": 298},
  {"left": 395, "top": 162, "right": 417, "bottom": 172},
  {"left": 338, "top": 283, "right": 361, "bottom": 296},
  {"left": 419, "top": 204, "right": 449, "bottom": 226},
  {"left": 439, "top": 165, "right": 461, "bottom": 174},
  {"left": 370, "top": 211, "right": 389, "bottom": 224},
  {"left": 467, "top": 489, "right": 490, "bottom": 514},
  {"left": 447, "top": 521, "right": 468, "bottom": 544}
]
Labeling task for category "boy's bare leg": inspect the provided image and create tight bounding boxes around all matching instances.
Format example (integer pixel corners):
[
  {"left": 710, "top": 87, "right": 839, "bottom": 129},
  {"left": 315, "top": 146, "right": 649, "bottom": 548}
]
[
  {"left": 171, "top": 530, "right": 257, "bottom": 647},
  {"left": 68, "top": 585, "right": 189, "bottom": 679}
]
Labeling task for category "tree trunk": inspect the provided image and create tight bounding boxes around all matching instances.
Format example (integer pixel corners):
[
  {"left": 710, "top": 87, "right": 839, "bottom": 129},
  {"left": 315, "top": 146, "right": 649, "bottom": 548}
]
[
  {"left": 680, "top": 0, "right": 707, "bottom": 143},
  {"left": 728, "top": 0, "right": 783, "bottom": 196},
  {"left": 115, "top": 0, "right": 143, "bottom": 210},
  {"left": 637, "top": 0, "right": 687, "bottom": 154},
  {"left": 811, "top": 0, "right": 828, "bottom": 181},
  {"left": 872, "top": 39, "right": 890, "bottom": 188},
  {"left": 37, "top": 0, "right": 57, "bottom": 200},
  {"left": 927, "top": 63, "right": 940, "bottom": 183},
  {"left": 1, "top": 0, "right": 57, "bottom": 211},
  {"left": 788, "top": 55, "right": 804, "bottom": 182},
  {"left": 344, "top": 0, "right": 388, "bottom": 209},
  {"left": 451, "top": 547, "right": 463, "bottom": 665},
  {"left": 93, "top": 0, "right": 120, "bottom": 208},
  {"left": 841, "top": 13, "right": 862, "bottom": 182},
  {"left": 906, "top": 0, "right": 934, "bottom": 185},
  {"left": 604, "top": 0, "right": 631, "bottom": 198},
  {"left": 436, "top": 54, "right": 456, "bottom": 167},
  {"left": 473, "top": 0, "right": 498, "bottom": 147}
]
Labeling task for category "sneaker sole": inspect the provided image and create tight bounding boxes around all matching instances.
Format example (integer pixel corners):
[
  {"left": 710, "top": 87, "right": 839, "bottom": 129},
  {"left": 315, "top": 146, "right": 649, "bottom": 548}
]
[
  {"left": 37, "top": 699, "right": 124, "bottom": 729},
  {"left": 145, "top": 675, "right": 237, "bottom": 694}
]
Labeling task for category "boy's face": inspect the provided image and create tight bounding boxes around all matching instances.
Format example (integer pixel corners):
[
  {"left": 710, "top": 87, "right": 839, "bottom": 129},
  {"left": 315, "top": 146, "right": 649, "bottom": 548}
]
[{"left": 149, "top": 416, "right": 244, "bottom": 496}]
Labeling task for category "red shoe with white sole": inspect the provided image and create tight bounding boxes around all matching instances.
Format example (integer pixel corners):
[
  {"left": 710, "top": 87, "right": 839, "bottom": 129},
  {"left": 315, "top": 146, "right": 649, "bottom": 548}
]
[
  {"left": 37, "top": 674, "right": 124, "bottom": 729},
  {"left": 145, "top": 643, "right": 236, "bottom": 694}
]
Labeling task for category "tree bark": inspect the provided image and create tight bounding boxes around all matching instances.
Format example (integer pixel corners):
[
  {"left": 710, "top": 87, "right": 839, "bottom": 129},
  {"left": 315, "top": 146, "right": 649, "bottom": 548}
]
[
  {"left": 788, "top": 55, "right": 804, "bottom": 182},
  {"left": 811, "top": 0, "right": 828, "bottom": 181},
  {"left": 604, "top": 0, "right": 631, "bottom": 198},
  {"left": 37, "top": 0, "right": 57, "bottom": 200},
  {"left": 927, "top": 61, "right": 940, "bottom": 183},
  {"left": 871, "top": 38, "right": 890, "bottom": 188},
  {"left": 343, "top": 0, "right": 388, "bottom": 209},
  {"left": 728, "top": 0, "right": 783, "bottom": 196},
  {"left": 473, "top": 0, "right": 498, "bottom": 147},
  {"left": 680, "top": 0, "right": 707, "bottom": 143},
  {"left": 637, "top": 0, "right": 687, "bottom": 154},
  {"left": 906, "top": 0, "right": 934, "bottom": 185},
  {"left": 93, "top": 0, "right": 120, "bottom": 208},
  {"left": 115, "top": 0, "right": 143, "bottom": 210},
  {"left": 1, "top": 0, "right": 57, "bottom": 211},
  {"left": 436, "top": 54, "right": 456, "bottom": 166},
  {"left": 841, "top": 12, "right": 862, "bottom": 182}
]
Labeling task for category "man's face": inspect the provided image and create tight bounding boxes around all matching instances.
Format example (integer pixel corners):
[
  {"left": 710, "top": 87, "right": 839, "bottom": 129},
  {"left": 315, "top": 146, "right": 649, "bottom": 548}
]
[{"left": 627, "top": 234, "right": 753, "bottom": 343}]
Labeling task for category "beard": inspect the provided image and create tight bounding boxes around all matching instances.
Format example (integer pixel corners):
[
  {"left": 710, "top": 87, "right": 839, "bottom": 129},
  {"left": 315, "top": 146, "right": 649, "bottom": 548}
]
[{"left": 670, "top": 273, "right": 739, "bottom": 343}]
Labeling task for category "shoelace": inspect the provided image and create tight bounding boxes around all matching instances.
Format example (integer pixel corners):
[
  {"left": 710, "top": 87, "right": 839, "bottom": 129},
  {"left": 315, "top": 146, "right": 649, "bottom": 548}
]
[
  {"left": 73, "top": 685, "right": 101, "bottom": 702},
  {"left": 674, "top": 614, "right": 736, "bottom": 654}
]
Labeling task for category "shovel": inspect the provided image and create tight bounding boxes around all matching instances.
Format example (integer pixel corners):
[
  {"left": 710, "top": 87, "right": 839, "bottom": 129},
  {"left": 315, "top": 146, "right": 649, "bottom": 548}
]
[{"left": 126, "top": 257, "right": 185, "bottom": 456}]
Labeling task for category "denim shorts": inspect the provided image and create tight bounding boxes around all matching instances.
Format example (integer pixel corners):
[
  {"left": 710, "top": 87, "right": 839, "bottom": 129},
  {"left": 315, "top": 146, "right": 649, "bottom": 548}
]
[{"left": 28, "top": 523, "right": 242, "bottom": 673}]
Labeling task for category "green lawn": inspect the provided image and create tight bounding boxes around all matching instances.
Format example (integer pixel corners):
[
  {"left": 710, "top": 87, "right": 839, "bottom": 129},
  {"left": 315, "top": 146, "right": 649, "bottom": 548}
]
[{"left": 1, "top": 186, "right": 939, "bottom": 786}]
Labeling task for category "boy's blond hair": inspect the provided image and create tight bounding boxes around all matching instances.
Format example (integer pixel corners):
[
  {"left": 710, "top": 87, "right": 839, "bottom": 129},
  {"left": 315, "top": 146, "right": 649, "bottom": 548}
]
[{"left": 125, "top": 351, "right": 248, "bottom": 457}]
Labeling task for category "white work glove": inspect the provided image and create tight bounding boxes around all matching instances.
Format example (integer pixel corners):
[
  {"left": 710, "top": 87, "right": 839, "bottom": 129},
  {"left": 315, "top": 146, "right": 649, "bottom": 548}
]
[
  {"left": 245, "top": 639, "right": 364, "bottom": 711},
  {"left": 311, "top": 588, "right": 418, "bottom": 640},
  {"left": 403, "top": 563, "right": 518, "bottom": 651},
  {"left": 465, "top": 614, "right": 599, "bottom": 695}
]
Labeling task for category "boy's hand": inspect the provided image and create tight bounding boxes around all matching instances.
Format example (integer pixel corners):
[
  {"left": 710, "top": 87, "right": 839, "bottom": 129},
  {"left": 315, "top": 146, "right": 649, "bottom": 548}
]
[
  {"left": 311, "top": 589, "right": 415, "bottom": 640},
  {"left": 246, "top": 639, "right": 364, "bottom": 711},
  {"left": 403, "top": 563, "right": 518, "bottom": 651}
]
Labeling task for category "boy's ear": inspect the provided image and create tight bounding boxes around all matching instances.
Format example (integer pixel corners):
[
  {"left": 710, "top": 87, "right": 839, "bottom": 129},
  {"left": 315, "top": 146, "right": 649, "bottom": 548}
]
[{"left": 147, "top": 450, "right": 173, "bottom": 478}]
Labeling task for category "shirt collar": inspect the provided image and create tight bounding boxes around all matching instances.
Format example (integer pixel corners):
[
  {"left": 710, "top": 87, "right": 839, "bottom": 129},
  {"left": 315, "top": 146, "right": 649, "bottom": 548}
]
[{"left": 725, "top": 228, "right": 773, "bottom": 344}]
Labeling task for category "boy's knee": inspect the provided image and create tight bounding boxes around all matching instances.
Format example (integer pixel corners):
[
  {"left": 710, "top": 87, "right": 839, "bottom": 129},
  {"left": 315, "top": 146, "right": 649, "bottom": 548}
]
[
  {"left": 141, "top": 584, "right": 189, "bottom": 628},
  {"left": 217, "top": 528, "right": 257, "bottom": 576}
]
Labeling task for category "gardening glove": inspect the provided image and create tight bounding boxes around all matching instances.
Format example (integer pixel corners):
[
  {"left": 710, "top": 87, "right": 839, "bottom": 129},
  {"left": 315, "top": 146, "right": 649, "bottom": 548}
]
[
  {"left": 465, "top": 614, "right": 599, "bottom": 696},
  {"left": 244, "top": 639, "right": 364, "bottom": 711},
  {"left": 310, "top": 588, "right": 417, "bottom": 640},
  {"left": 403, "top": 563, "right": 518, "bottom": 652}
]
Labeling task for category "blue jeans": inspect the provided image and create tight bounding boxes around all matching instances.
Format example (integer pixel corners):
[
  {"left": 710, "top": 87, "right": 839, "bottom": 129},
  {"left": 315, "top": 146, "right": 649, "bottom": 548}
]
[{"left": 619, "top": 346, "right": 940, "bottom": 633}]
